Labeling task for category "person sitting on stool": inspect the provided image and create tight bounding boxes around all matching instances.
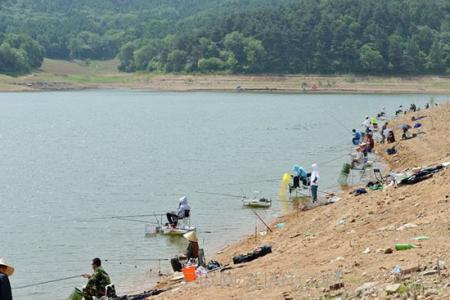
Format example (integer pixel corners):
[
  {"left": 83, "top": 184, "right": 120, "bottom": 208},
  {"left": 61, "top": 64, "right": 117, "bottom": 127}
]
[
  {"left": 166, "top": 196, "right": 190, "bottom": 228},
  {"left": 81, "top": 258, "right": 111, "bottom": 300},
  {"left": 170, "top": 231, "right": 199, "bottom": 272}
]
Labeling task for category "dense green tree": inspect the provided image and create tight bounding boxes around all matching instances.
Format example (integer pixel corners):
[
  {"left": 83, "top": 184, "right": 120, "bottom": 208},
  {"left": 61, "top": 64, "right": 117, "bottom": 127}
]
[
  {"left": 0, "top": 43, "right": 30, "bottom": 73},
  {"left": 165, "top": 49, "right": 188, "bottom": 72},
  {"left": 0, "top": 33, "right": 44, "bottom": 74},
  {"left": 0, "top": 0, "right": 449, "bottom": 75},
  {"left": 197, "top": 57, "right": 224, "bottom": 72},
  {"left": 360, "top": 44, "right": 384, "bottom": 73}
]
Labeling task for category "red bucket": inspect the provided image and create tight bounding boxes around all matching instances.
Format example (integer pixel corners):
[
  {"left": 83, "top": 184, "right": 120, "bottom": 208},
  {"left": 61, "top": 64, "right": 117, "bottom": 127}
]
[{"left": 182, "top": 265, "right": 197, "bottom": 282}]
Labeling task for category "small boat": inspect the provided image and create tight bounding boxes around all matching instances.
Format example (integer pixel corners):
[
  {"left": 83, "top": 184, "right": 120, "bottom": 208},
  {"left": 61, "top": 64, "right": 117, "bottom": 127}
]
[
  {"left": 145, "top": 224, "right": 196, "bottom": 236},
  {"left": 159, "top": 225, "right": 196, "bottom": 235},
  {"left": 242, "top": 197, "right": 272, "bottom": 208}
]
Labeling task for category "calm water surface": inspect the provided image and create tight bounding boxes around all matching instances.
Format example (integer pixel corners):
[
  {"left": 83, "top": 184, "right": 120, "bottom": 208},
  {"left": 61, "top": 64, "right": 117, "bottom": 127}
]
[{"left": 0, "top": 91, "right": 447, "bottom": 299}]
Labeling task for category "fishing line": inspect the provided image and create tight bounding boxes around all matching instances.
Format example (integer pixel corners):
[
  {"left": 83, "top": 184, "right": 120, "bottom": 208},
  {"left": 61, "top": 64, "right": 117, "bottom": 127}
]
[
  {"left": 105, "top": 258, "right": 169, "bottom": 262},
  {"left": 326, "top": 110, "right": 353, "bottom": 134},
  {"left": 13, "top": 275, "right": 81, "bottom": 290},
  {"left": 317, "top": 153, "right": 350, "bottom": 166}
]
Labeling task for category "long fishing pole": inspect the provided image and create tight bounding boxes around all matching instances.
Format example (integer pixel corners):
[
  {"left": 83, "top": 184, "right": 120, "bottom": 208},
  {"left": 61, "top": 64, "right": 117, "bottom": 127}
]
[
  {"left": 318, "top": 153, "right": 350, "bottom": 166},
  {"left": 105, "top": 258, "right": 169, "bottom": 262},
  {"left": 317, "top": 190, "right": 336, "bottom": 196},
  {"left": 196, "top": 191, "right": 245, "bottom": 198},
  {"left": 113, "top": 217, "right": 153, "bottom": 224},
  {"left": 251, "top": 209, "right": 273, "bottom": 233},
  {"left": 79, "top": 213, "right": 165, "bottom": 222},
  {"left": 326, "top": 110, "right": 353, "bottom": 134},
  {"left": 13, "top": 275, "right": 81, "bottom": 290}
]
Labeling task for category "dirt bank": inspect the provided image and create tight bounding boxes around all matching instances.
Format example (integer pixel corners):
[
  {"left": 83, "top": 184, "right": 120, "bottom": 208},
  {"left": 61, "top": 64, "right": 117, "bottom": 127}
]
[
  {"left": 1, "top": 59, "right": 450, "bottom": 94},
  {"left": 148, "top": 103, "right": 450, "bottom": 299}
]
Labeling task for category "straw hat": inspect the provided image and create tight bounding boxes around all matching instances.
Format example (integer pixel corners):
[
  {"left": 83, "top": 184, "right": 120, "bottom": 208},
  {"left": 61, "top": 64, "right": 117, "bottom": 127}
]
[
  {"left": 0, "top": 258, "right": 14, "bottom": 276},
  {"left": 183, "top": 231, "right": 198, "bottom": 243}
]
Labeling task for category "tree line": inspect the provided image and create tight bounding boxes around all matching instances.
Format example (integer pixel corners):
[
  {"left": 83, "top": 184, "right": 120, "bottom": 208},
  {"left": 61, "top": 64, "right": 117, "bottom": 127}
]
[{"left": 0, "top": 0, "right": 449, "bottom": 75}]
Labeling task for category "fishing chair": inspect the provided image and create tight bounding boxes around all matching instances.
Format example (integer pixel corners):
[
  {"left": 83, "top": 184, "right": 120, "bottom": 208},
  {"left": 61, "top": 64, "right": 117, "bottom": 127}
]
[
  {"left": 92, "top": 284, "right": 116, "bottom": 300},
  {"left": 373, "top": 168, "right": 389, "bottom": 184},
  {"left": 180, "top": 209, "right": 191, "bottom": 227},
  {"left": 197, "top": 248, "right": 206, "bottom": 267},
  {"left": 289, "top": 176, "right": 300, "bottom": 195}
]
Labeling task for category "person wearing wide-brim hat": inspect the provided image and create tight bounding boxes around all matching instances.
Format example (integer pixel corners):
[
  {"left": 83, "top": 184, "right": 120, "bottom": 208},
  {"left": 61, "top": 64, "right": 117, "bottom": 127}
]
[
  {"left": 170, "top": 231, "right": 199, "bottom": 272},
  {"left": 0, "top": 257, "right": 14, "bottom": 300}
]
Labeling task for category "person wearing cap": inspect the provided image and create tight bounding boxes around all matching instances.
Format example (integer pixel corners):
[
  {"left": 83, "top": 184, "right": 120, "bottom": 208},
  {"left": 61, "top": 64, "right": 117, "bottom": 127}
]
[
  {"left": 81, "top": 258, "right": 111, "bottom": 300},
  {"left": 362, "top": 116, "right": 371, "bottom": 133},
  {"left": 310, "top": 163, "right": 320, "bottom": 203},
  {"left": 0, "top": 258, "right": 14, "bottom": 300},
  {"left": 170, "top": 231, "right": 199, "bottom": 272},
  {"left": 166, "top": 196, "right": 191, "bottom": 228}
]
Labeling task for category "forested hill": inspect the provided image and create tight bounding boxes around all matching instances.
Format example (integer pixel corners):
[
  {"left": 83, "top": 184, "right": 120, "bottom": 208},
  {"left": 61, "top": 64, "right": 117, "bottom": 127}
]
[{"left": 0, "top": 0, "right": 449, "bottom": 75}]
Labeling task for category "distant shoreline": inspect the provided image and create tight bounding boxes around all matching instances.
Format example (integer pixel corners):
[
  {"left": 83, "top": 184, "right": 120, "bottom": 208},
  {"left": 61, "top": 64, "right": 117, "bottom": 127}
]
[
  {"left": 1, "top": 59, "right": 450, "bottom": 94},
  {"left": 2, "top": 80, "right": 450, "bottom": 95}
]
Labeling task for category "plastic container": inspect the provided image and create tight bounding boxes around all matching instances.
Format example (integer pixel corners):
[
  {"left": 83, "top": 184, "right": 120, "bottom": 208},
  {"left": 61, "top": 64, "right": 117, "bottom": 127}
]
[
  {"left": 395, "top": 243, "right": 415, "bottom": 251},
  {"left": 182, "top": 265, "right": 197, "bottom": 282}
]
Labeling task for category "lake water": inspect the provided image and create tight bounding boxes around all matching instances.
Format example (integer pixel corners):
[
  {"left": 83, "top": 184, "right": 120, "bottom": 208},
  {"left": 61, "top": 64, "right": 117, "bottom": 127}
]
[{"left": 0, "top": 90, "right": 448, "bottom": 299}]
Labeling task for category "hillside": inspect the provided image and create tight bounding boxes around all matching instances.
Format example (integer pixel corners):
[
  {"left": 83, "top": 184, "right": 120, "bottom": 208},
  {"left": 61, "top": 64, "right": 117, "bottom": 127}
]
[
  {"left": 1, "top": 0, "right": 449, "bottom": 75},
  {"left": 150, "top": 104, "right": 450, "bottom": 299}
]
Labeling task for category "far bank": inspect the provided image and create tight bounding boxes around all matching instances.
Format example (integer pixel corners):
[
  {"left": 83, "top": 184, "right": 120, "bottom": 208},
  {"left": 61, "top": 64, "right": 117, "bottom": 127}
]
[{"left": 1, "top": 59, "right": 450, "bottom": 94}]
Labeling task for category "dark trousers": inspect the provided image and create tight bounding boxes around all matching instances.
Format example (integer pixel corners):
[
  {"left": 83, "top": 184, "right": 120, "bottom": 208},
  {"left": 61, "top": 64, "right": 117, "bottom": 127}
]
[
  {"left": 311, "top": 185, "right": 318, "bottom": 203},
  {"left": 166, "top": 212, "right": 179, "bottom": 227},
  {"left": 171, "top": 257, "right": 183, "bottom": 272}
]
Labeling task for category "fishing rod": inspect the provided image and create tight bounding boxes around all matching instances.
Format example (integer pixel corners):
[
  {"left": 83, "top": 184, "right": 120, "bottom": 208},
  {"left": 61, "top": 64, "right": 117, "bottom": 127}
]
[
  {"left": 318, "top": 153, "right": 350, "bottom": 166},
  {"left": 13, "top": 275, "right": 81, "bottom": 290},
  {"left": 326, "top": 110, "right": 353, "bottom": 134},
  {"left": 251, "top": 209, "right": 273, "bottom": 233},
  {"left": 195, "top": 191, "right": 245, "bottom": 198},
  {"left": 113, "top": 217, "right": 154, "bottom": 224},
  {"left": 105, "top": 258, "right": 169, "bottom": 262},
  {"left": 317, "top": 190, "right": 336, "bottom": 196},
  {"left": 222, "top": 178, "right": 280, "bottom": 186},
  {"left": 78, "top": 213, "right": 166, "bottom": 222}
]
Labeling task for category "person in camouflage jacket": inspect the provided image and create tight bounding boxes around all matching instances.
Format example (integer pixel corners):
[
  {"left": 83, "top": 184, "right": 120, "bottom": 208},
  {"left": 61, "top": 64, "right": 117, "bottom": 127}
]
[{"left": 82, "top": 258, "right": 111, "bottom": 300}]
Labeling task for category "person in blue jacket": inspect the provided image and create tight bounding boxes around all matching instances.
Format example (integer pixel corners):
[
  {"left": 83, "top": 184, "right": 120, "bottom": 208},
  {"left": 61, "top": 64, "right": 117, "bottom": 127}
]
[{"left": 352, "top": 129, "right": 362, "bottom": 145}]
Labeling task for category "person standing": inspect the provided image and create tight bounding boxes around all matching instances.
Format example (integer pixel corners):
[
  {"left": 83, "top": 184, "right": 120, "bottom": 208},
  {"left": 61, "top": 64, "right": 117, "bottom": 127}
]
[
  {"left": 81, "top": 258, "right": 111, "bottom": 300},
  {"left": 380, "top": 122, "right": 388, "bottom": 143},
  {"left": 310, "top": 163, "right": 320, "bottom": 203},
  {"left": 0, "top": 258, "right": 14, "bottom": 300},
  {"left": 365, "top": 131, "right": 375, "bottom": 152},
  {"left": 362, "top": 116, "right": 371, "bottom": 133}
]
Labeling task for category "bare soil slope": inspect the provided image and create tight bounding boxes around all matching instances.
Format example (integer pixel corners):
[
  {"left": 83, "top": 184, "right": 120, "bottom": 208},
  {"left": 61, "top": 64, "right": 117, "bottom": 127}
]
[{"left": 151, "top": 104, "right": 450, "bottom": 299}]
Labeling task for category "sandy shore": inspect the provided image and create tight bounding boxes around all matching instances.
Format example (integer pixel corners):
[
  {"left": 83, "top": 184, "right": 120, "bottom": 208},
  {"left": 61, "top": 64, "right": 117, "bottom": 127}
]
[
  {"left": 146, "top": 103, "right": 450, "bottom": 299},
  {"left": 1, "top": 59, "right": 450, "bottom": 94}
]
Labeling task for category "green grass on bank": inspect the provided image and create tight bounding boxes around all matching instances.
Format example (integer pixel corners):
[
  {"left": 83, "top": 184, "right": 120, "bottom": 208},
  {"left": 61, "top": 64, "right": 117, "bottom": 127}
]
[{"left": 1, "top": 58, "right": 450, "bottom": 91}]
